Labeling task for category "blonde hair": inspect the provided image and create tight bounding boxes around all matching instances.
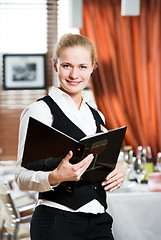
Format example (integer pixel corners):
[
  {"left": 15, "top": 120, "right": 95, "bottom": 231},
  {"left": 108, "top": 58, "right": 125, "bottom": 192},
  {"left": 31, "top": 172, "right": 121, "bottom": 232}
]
[{"left": 53, "top": 33, "right": 97, "bottom": 68}]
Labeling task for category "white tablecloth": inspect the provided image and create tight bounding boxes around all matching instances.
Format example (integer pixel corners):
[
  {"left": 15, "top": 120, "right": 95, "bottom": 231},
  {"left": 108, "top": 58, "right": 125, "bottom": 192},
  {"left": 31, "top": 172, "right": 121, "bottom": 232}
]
[{"left": 106, "top": 183, "right": 161, "bottom": 240}]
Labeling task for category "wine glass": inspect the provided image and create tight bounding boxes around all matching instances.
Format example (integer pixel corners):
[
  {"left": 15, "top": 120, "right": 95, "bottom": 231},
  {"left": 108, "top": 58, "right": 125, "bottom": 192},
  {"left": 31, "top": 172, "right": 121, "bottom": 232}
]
[
  {"left": 133, "top": 155, "right": 147, "bottom": 187},
  {"left": 121, "top": 146, "right": 135, "bottom": 185},
  {"left": 156, "top": 152, "right": 161, "bottom": 172}
]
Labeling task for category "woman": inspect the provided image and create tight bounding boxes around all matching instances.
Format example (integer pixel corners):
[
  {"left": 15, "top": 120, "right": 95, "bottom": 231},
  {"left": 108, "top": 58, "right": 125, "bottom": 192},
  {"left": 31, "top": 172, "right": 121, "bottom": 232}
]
[{"left": 15, "top": 33, "right": 125, "bottom": 240}]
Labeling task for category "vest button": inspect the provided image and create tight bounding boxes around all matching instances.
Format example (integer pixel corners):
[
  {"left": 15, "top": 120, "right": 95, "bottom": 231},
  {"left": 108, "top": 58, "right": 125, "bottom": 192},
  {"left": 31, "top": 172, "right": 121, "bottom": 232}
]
[{"left": 91, "top": 185, "right": 97, "bottom": 190}]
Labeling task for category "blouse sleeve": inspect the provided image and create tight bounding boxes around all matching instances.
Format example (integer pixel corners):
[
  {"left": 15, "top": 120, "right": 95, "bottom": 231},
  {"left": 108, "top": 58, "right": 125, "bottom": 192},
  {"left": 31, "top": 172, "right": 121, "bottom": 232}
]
[{"left": 15, "top": 101, "right": 55, "bottom": 192}]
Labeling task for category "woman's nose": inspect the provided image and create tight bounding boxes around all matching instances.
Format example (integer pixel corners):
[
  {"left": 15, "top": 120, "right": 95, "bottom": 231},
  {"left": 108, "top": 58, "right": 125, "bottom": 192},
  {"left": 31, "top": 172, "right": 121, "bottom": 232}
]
[{"left": 69, "top": 67, "right": 79, "bottom": 79}]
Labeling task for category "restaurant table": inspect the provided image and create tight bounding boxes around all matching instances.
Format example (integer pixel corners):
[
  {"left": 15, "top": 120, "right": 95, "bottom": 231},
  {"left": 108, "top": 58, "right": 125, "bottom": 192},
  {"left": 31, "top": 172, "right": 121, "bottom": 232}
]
[{"left": 106, "top": 182, "right": 161, "bottom": 240}]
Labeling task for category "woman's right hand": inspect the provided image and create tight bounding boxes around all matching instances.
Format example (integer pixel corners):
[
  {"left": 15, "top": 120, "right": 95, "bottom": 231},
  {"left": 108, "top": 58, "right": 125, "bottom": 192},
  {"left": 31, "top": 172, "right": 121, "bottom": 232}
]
[{"left": 48, "top": 151, "right": 94, "bottom": 186}]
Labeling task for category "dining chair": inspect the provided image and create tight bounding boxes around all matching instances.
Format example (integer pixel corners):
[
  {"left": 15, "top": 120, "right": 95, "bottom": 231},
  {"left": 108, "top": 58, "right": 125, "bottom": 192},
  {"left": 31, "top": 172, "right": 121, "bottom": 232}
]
[{"left": 0, "top": 180, "right": 35, "bottom": 240}]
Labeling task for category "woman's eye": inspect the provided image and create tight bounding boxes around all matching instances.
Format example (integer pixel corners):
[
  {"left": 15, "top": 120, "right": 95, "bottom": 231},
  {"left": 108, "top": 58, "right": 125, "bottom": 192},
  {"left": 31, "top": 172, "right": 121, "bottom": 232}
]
[
  {"left": 80, "top": 65, "right": 87, "bottom": 69},
  {"left": 63, "top": 64, "right": 71, "bottom": 68}
]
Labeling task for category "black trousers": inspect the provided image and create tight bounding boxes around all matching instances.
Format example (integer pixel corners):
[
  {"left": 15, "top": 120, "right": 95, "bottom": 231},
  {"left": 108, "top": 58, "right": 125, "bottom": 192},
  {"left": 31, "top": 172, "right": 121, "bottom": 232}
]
[{"left": 30, "top": 205, "right": 114, "bottom": 240}]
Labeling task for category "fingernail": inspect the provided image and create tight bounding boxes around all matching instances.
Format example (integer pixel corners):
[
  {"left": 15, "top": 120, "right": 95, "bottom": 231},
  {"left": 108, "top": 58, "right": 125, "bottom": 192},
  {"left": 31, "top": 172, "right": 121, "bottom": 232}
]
[{"left": 104, "top": 186, "right": 109, "bottom": 191}]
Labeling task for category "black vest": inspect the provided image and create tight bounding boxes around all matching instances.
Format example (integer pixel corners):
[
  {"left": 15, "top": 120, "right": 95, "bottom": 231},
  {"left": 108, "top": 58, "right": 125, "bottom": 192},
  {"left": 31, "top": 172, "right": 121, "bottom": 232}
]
[{"left": 38, "top": 95, "right": 107, "bottom": 210}]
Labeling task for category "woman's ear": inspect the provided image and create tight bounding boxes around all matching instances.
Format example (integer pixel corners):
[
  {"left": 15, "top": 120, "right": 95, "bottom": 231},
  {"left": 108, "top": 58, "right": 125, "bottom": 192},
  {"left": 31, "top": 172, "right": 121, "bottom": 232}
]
[{"left": 53, "top": 60, "right": 58, "bottom": 72}]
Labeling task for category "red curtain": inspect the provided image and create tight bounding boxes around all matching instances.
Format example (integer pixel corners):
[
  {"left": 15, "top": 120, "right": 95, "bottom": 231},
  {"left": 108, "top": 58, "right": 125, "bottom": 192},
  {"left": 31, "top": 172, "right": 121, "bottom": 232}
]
[{"left": 81, "top": 0, "right": 161, "bottom": 160}]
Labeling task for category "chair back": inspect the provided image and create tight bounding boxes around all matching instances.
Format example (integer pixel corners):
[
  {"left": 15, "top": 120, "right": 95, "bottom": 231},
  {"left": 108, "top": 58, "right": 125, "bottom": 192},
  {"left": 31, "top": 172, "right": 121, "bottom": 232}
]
[{"left": 0, "top": 180, "right": 20, "bottom": 235}]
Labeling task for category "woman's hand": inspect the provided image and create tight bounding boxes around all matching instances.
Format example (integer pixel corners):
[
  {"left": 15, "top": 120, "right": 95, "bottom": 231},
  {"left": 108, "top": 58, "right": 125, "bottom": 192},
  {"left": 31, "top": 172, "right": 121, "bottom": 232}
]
[
  {"left": 48, "top": 151, "right": 94, "bottom": 186},
  {"left": 102, "top": 163, "right": 126, "bottom": 192}
]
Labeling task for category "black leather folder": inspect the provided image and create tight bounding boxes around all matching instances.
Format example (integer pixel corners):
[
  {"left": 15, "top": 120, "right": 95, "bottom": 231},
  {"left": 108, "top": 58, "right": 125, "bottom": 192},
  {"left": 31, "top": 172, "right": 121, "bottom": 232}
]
[{"left": 22, "top": 117, "right": 127, "bottom": 182}]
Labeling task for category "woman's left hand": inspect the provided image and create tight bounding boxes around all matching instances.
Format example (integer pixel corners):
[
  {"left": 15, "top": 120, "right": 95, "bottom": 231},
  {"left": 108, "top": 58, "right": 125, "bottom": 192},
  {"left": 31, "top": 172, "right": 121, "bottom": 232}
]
[{"left": 102, "top": 163, "right": 126, "bottom": 192}]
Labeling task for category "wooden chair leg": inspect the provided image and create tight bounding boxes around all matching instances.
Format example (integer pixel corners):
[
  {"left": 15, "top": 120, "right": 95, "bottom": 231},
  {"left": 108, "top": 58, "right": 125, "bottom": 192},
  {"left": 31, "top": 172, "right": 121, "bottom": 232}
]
[
  {"left": 8, "top": 234, "right": 12, "bottom": 240},
  {"left": 1, "top": 220, "right": 5, "bottom": 240}
]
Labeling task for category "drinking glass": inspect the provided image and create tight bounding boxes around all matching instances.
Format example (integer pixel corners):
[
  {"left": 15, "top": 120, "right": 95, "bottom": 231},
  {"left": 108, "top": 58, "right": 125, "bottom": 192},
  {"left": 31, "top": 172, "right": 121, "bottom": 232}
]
[
  {"left": 133, "top": 156, "right": 147, "bottom": 185},
  {"left": 156, "top": 152, "right": 161, "bottom": 172},
  {"left": 136, "top": 146, "right": 143, "bottom": 158}
]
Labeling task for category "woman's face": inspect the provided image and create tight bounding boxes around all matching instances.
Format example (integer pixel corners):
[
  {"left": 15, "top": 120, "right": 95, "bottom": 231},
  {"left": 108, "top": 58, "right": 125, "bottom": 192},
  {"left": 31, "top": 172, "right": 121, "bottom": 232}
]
[{"left": 54, "top": 46, "right": 94, "bottom": 97}]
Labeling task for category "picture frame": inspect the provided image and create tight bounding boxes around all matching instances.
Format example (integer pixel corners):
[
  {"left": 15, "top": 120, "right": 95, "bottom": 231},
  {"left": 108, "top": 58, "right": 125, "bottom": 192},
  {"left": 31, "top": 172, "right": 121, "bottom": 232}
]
[{"left": 3, "top": 54, "right": 46, "bottom": 90}]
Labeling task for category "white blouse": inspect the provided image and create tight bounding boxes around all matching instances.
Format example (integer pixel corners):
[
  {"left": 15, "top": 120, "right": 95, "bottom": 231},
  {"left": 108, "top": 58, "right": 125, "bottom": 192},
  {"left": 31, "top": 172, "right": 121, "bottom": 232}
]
[{"left": 15, "top": 86, "right": 106, "bottom": 214}]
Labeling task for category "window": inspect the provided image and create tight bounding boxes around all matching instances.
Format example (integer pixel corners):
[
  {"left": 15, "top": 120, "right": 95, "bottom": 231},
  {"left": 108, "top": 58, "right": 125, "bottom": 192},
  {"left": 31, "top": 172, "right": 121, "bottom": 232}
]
[
  {"left": 0, "top": 0, "right": 81, "bottom": 54},
  {"left": 0, "top": 0, "right": 58, "bottom": 88},
  {"left": 0, "top": 0, "right": 48, "bottom": 54}
]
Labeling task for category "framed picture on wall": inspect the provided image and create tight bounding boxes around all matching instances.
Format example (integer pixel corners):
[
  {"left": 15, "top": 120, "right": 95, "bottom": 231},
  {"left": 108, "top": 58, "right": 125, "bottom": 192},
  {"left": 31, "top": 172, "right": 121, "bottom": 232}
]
[{"left": 3, "top": 54, "right": 46, "bottom": 90}]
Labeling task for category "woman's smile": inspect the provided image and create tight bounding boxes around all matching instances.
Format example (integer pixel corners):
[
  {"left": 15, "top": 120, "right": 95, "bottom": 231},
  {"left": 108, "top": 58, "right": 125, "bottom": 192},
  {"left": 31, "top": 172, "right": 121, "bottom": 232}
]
[{"left": 66, "top": 79, "right": 82, "bottom": 86}]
